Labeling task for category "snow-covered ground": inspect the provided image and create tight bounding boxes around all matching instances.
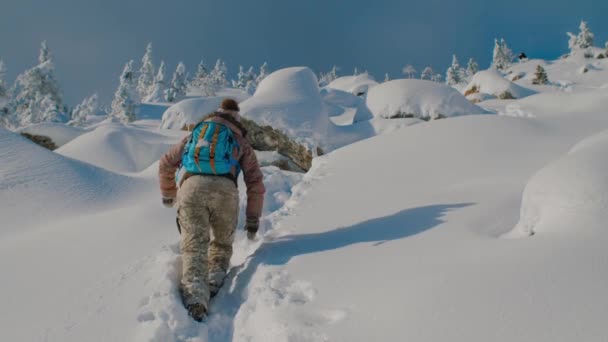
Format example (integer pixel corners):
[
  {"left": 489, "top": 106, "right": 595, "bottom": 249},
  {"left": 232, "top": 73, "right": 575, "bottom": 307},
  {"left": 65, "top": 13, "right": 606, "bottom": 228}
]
[{"left": 2, "top": 51, "right": 608, "bottom": 341}]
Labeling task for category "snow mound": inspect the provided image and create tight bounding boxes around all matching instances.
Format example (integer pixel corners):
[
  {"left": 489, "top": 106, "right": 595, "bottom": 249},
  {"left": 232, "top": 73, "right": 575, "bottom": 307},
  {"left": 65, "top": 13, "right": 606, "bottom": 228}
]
[
  {"left": 57, "top": 123, "right": 175, "bottom": 173},
  {"left": 0, "top": 127, "right": 137, "bottom": 235},
  {"left": 366, "top": 79, "right": 485, "bottom": 119},
  {"left": 326, "top": 73, "right": 378, "bottom": 96},
  {"left": 510, "top": 130, "right": 608, "bottom": 237},
  {"left": 160, "top": 97, "right": 224, "bottom": 130},
  {"left": 17, "top": 122, "right": 87, "bottom": 147},
  {"left": 240, "top": 67, "right": 326, "bottom": 148},
  {"left": 322, "top": 88, "right": 374, "bottom": 124},
  {"left": 504, "top": 87, "right": 608, "bottom": 117},
  {"left": 464, "top": 69, "right": 536, "bottom": 99}
]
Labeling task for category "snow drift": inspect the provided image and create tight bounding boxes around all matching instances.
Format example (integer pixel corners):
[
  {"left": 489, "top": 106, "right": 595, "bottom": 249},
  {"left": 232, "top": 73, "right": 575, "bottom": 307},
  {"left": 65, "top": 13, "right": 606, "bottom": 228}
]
[
  {"left": 17, "top": 122, "right": 87, "bottom": 147},
  {"left": 511, "top": 129, "right": 608, "bottom": 237},
  {"left": 0, "top": 127, "right": 138, "bottom": 235},
  {"left": 326, "top": 73, "right": 378, "bottom": 96},
  {"left": 240, "top": 67, "right": 326, "bottom": 148},
  {"left": 464, "top": 69, "right": 536, "bottom": 99},
  {"left": 366, "top": 79, "right": 485, "bottom": 119},
  {"left": 160, "top": 97, "right": 224, "bottom": 130},
  {"left": 57, "top": 123, "right": 176, "bottom": 174}
]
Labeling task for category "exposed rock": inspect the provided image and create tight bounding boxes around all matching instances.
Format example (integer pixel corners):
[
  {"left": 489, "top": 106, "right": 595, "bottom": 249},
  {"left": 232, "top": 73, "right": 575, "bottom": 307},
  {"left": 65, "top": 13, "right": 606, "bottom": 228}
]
[{"left": 20, "top": 133, "right": 57, "bottom": 150}]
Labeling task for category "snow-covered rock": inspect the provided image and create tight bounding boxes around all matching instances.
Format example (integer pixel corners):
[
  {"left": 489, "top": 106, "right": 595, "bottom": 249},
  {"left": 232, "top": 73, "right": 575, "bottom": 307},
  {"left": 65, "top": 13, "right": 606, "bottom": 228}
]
[
  {"left": 322, "top": 88, "right": 374, "bottom": 124},
  {"left": 159, "top": 97, "right": 224, "bottom": 130},
  {"left": 57, "top": 123, "right": 176, "bottom": 173},
  {"left": 17, "top": 122, "right": 87, "bottom": 147},
  {"left": 326, "top": 73, "right": 378, "bottom": 96},
  {"left": 464, "top": 69, "right": 536, "bottom": 99},
  {"left": 510, "top": 129, "right": 608, "bottom": 237},
  {"left": 240, "top": 67, "right": 326, "bottom": 148},
  {"left": 366, "top": 79, "right": 485, "bottom": 119}
]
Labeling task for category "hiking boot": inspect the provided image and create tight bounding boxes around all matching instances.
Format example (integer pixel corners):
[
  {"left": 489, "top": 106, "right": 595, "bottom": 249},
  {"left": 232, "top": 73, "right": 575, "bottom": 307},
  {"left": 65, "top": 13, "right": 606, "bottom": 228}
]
[{"left": 187, "top": 303, "right": 207, "bottom": 322}]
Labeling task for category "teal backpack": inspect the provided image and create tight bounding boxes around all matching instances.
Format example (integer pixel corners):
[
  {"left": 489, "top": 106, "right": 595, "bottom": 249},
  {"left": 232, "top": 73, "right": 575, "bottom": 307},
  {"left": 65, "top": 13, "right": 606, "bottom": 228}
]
[{"left": 180, "top": 121, "right": 241, "bottom": 178}]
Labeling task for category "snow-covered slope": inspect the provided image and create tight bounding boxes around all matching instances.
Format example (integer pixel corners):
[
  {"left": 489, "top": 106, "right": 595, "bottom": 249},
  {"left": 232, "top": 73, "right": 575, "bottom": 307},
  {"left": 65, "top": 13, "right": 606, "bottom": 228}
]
[
  {"left": 366, "top": 79, "right": 486, "bottom": 119},
  {"left": 0, "top": 127, "right": 139, "bottom": 236},
  {"left": 240, "top": 67, "right": 326, "bottom": 148}
]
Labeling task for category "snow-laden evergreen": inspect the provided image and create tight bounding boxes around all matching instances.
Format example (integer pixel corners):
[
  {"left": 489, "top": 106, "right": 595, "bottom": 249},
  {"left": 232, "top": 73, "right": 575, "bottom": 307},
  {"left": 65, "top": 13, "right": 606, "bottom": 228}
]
[
  {"left": 136, "top": 43, "right": 155, "bottom": 100},
  {"left": 466, "top": 58, "right": 479, "bottom": 77},
  {"left": 446, "top": 55, "right": 465, "bottom": 85},
  {"left": 144, "top": 61, "right": 167, "bottom": 103},
  {"left": 318, "top": 66, "right": 338, "bottom": 87},
  {"left": 166, "top": 62, "right": 188, "bottom": 103},
  {"left": 69, "top": 93, "right": 98, "bottom": 126},
  {"left": 420, "top": 67, "right": 434, "bottom": 80},
  {"left": 492, "top": 38, "right": 514, "bottom": 71},
  {"left": 255, "top": 62, "right": 269, "bottom": 86},
  {"left": 532, "top": 65, "right": 549, "bottom": 85},
  {"left": 7, "top": 42, "right": 65, "bottom": 127},
  {"left": 0, "top": 59, "right": 7, "bottom": 99},
  {"left": 402, "top": 64, "right": 417, "bottom": 79},
  {"left": 567, "top": 20, "right": 595, "bottom": 53},
  {"left": 110, "top": 60, "right": 137, "bottom": 123}
]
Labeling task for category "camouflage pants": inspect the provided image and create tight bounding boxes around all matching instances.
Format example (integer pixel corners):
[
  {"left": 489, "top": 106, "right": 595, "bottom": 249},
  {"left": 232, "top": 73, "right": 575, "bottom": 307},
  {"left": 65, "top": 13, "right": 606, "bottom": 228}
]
[{"left": 177, "top": 175, "right": 239, "bottom": 307}]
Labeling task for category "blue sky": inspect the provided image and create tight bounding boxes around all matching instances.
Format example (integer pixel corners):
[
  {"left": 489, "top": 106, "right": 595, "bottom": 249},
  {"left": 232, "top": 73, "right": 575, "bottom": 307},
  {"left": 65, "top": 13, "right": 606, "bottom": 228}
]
[{"left": 1, "top": 0, "right": 606, "bottom": 105}]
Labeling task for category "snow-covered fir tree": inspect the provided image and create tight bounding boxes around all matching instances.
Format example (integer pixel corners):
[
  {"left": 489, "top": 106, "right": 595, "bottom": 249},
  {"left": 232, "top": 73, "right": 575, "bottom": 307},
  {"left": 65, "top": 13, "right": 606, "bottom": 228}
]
[
  {"left": 0, "top": 59, "right": 7, "bottom": 98},
  {"left": 166, "top": 62, "right": 188, "bottom": 103},
  {"left": 420, "top": 67, "right": 434, "bottom": 80},
  {"left": 532, "top": 65, "right": 549, "bottom": 85},
  {"left": 190, "top": 60, "right": 208, "bottom": 91},
  {"left": 353, "top": 67, "right": 360, "bottom": 76},
  {"left": 136, "top": 42, "right": 155, "bottom": 100},
  {"left": 8, "top": 42, "right": 65, "bottom": 126},
  {"left": 384, "top": 73, "right": 390, "bottom": 82},
  {"left": 110, "top": 60, "right": 137, "bottom": 123},
  {"left": 446, "top": 55, "right": 465, "bottom": 85},
  {"left": 402, "top": 64, "right": 417, "bottom": 79},
  {"left": 144, "top": 60, "right": 166, "bottom": 102},
  {"left": 492, "top": 38, "right": 514, "bottom": 71},
  {"left": 203, "top": 59, "right": 228, "bottom": 96},
  {"left": 466, "top": 58, "right": 479, "bottom": 77},
  {"left": 255, "top": 62, "right": 269, "bottom": 85},
  {"left": 432, "top": 73, "right": 443, "bottom": 83},
  {"left": 69, "top": 93, "right": 98, "bottom": 126},
  {"left": 234, "top": 65, "right": 257, "bottom": 90},
  {"left": 567, "top": 20, "right": 594, "bottom": 53},
  {"left": 318, "top": 66, "right": 338, "bottom": 87}
]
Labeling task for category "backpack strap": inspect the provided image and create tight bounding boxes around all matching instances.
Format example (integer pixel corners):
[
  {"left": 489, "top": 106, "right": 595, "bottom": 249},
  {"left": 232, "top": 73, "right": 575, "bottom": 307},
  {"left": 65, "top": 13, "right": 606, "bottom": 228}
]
[
  {"left": 193, "top": 123, "right": 209, "bottom": 171},
  {"left": 209, "top": 124, "right": 221, "bottom": 174}
]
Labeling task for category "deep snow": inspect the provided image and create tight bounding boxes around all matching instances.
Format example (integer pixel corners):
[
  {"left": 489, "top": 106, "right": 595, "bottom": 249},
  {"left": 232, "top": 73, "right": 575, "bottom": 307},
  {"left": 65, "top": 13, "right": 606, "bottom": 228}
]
[{"left": 3, "top": 51, "right": 608, "bottom": 342}]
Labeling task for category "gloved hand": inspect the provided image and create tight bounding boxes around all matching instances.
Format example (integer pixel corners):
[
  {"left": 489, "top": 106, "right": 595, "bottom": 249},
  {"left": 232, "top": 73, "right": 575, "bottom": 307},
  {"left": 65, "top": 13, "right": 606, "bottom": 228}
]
[
  {"left": 245, "top": 218, "right": 259, "bottom": 240},
  {"left": 162, "top": 197, "right": 175, "bottom": 208}
]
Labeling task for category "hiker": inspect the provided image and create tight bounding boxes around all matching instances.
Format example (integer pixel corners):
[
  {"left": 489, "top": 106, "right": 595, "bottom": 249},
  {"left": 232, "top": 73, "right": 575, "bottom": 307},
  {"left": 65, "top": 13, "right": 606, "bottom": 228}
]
[{"left": 158, "top": 98, "right": 265, "bottom": 321}]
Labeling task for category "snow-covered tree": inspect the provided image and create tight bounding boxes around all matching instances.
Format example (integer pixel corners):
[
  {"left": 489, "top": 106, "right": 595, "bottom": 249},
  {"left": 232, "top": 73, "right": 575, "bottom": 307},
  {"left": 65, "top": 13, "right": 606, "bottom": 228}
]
[
  {"left": 446, "top": 55, "right": 465, "bottom": 85},
  {"left": 318, "top": 66, "right": 338, "bottom": 87},
  {"left": 110, "top": 60, "right": 137, "bottom": 123},
  {"left": 402, "top": 64, "right": 417, "bottom": 79},
  {"left": 384, "top": 73, "right": 390, "bottom": 82},
  {"left": 353, "top": 67, "right": 360, "bottom": 76},
  {"left": 420, "top": 67, "right": 434, "bottom": 80},
  {"left": 69, "top": 93, "right": 98, "bottom": 126},
  {"left": 190, "top": 60, "right": 208, "bottom": 90},
  {"left": 432, "top": 73, "right": 443, "bottom": 83},
  {"left": 39, "top": 40, "right": 51, "bottom": 64},
  {"left": 234, "top": 65, "right": 256, "bottom": 90},
  {"left": 255, "top": 62, "right": 269, "bottom": 85},
  {"left": 567, "top": 20, "right": 595, "bottom": 53},
  {"left": 136, "top": 42, "right": 155, "bottom": 100},
  {"left": 532, "top": 65, "right": 549, "bottom": 85},
  {"left": 492, "top": 38, "right": 514, "bottom": 70},
  {"left": 466, "top": 58, "right": 479, "bottom": 77},
  {"left": 166, "top": 62, "right": 187, "bottom": 103},
  {"left": 144, "top": 60, "right": 167, "bottom": 102},
  {"left": 8, "top": 42, "right": 65, "bottom": 127},
  {"left": 0, "top": 59, "right": 7, "bottom": 98}
]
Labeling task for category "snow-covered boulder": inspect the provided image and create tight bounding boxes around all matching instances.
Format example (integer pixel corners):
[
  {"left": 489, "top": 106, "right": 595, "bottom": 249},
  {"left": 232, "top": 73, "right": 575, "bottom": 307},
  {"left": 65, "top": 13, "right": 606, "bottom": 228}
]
[
  {"left": 57, "top": 123, "right": 174, "bottom": 173},
  {"left": 160, "top": 97, "right": 224, "bottom": 130},
  {"left": 510, "top": 130, "right": 608, "bottom": 237},
  {"left": 322, "top": 88, "right": 374, "bottom": 124},
  {"left": 366, "top": 79, "right": 485, "bottom": 119},
  {"left": 326, "top": 73, "right": 378, "bottom": 96},
  {"left": 17, "top": 122, "right": 87, "bottom": 147},
  {"left": 240, "top": 67, "right": 326, "bottom": 148},
  {"left": 464, "top": 69, "right": 536, "bottom": 99}
]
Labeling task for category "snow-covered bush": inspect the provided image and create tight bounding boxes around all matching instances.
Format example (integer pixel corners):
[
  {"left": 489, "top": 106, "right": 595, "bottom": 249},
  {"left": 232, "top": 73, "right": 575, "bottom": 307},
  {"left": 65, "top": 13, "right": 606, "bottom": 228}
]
[{"left": 463, "top": 69, "right": 535, "bottom": 99}]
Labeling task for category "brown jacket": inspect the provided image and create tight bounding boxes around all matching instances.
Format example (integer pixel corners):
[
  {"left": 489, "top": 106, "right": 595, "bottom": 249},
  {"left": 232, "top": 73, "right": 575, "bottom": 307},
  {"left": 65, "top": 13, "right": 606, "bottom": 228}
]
[{"left": 158, "top": 113, "right": 265, "bottom": 220}]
